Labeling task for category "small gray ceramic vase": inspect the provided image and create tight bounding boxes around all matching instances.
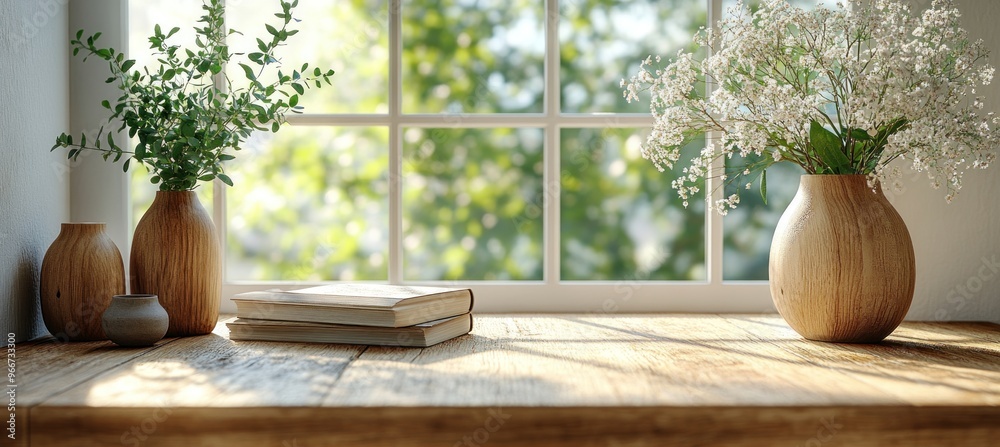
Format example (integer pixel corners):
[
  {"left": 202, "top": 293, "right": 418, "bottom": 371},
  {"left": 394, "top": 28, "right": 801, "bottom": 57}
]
[{"left": 102, "top": 294, "right": 169, "bottom": 347}]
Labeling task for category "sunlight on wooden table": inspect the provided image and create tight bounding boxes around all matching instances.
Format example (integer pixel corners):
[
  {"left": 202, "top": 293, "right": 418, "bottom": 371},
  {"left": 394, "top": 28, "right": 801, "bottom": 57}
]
[{"left": 13, "top": 314, "right": 1000, "bottom": 447}]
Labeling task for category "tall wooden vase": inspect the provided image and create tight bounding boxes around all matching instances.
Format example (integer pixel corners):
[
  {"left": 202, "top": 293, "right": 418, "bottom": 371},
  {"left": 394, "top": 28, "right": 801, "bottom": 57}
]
[
  {"left": 40, "top": 223, "right": 125, "bottom": 341},
  {"left": 769, "top": 175, "right": 915, "bottom": 343},
  {"left": 131, "top": 191, "right": 220, "bottom": 336}
]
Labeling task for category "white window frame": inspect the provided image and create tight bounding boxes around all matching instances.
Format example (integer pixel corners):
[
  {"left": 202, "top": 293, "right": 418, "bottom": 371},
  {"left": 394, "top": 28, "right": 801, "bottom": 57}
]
[
  {"left": 76, "top": 0, "right": 775, "bottom": 314},
  {"left": 217, "top": 0, "right": 774, "bottom": 313}
]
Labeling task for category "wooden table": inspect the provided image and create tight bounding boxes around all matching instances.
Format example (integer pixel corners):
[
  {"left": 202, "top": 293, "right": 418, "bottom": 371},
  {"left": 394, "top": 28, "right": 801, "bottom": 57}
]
[{"left": 8, "top": 315, "right": 1000, "bottom": 446}]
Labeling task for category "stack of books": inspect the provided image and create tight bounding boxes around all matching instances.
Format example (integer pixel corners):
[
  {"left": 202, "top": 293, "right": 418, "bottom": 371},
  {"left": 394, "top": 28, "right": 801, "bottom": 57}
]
[{"left": 227, "top": 284, "right": 474, "bottom": 347}]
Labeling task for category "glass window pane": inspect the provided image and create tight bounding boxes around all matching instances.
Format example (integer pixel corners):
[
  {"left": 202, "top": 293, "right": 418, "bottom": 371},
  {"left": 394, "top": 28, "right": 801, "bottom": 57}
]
[
  {"left": 226, "top": 127, "right": 390, "bottom": 281},
  {"left": 227, "top": 0, "right": 388, "bottom": 114},
  {"left": 129, "top": 0, "right": 204, "bottom": 70},
  {"left": 129, "top": 0, "right": 212, "bottom": 231},
  {"left": 719, "top": 0, "right": 821, "bottom": 281},
  {"left": 560, "top": 0, "right": 706, "bottom": 113},
  {"left": 722, "top": 157, "right": 803, "bottom": 281},
  {"left": 402, "top": 0, "right": 545, "bottom": 113},
  {"left": 403, "top": 128, "right": 544, "bottom": 280},
  {"left": 723, "top": 0, "right": 832, "bottom": 12},
  {"left": 561, "top": 129, "right": 706, "bottom": 280}
]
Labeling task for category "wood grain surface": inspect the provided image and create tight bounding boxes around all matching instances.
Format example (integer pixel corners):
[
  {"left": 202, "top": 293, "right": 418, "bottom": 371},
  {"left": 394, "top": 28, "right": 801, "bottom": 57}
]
[
  {"left": 769, "top": 175, "right": 916, "bottom": 343},
  {"left": 39, "top": 223, "right": 125, "bottom": 341},
  {"left": 9, "top": 315, "right": 1000, "bottom": 447},
  {"left": 130, "top": 191, "right": 221, "bottom": 337}
]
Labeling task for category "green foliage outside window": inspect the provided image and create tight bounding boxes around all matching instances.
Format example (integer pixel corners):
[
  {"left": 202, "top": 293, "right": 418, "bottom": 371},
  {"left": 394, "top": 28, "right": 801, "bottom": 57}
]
[{"left": 132, "top": 0, "right": 793, "bottom": 282}]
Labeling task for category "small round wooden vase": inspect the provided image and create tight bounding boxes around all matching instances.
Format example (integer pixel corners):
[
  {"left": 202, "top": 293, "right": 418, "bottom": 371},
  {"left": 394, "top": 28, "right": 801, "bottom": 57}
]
[
  {"left": 769, "top": 175, "right": 915, "bottom": 343},
  {"left": 130, "top": 191, "right": 221, "bottom": 337},
  {"left": 40, "top": 223, "right": 125, "bottom": 341}
]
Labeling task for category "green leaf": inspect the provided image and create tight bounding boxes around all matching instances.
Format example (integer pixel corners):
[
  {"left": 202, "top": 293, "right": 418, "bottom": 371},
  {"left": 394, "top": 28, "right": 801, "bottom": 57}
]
[
  {"left": 250, "top": 104, "right": 268, "bottom": 117},
  {"left": 291, "top": 83, "right": 304, "bottom": 95},
  {"left": 179, "top": 127, "right": 196, "bottom": 143},
  {"left": 101, "top": 100, "right": 111, "bottom": 110},
  {"left": 120, "top": 59, "right": 136, "bottom": 72},
  {"left": 239, "top": 63, "right": 255, "bottom": 81},
  {"left": 809, "top": 120, "right": 850, "bottom": 173},
  {"left": 123, "top": 158, "right": 131, "bottom": 172},
  {"left": 218, "top": 173, "right": 234, "bottom": 187},
  {"left": 760, "top": 170, "right": 767, "bottom": 205},
  {"left": 163, "top": 69, "right": 176, "bottom": 81},
  {"left": 271, "top": 121, "right": 280, "bottom": 132},
  {"left": 849, "top": 128, "right": 871, "bottom": 141}
]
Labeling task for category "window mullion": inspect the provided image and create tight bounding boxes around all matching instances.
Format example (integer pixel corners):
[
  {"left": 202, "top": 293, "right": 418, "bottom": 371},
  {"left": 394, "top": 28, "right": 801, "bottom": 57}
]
[
  {"left": 215, "top": 0, "right": 230, "bottom": 283},
  {"left": 707, "top": 0, "right": 724, "bottom": 285},
  {"left": 284, "top": 114, "right": 654, "bottom": 128},
  {"left": 544, "top": 0, "right": 561, "bottom": 285},
  {"left": 389, "top": 0, "right": 403, "bottom": 284}
]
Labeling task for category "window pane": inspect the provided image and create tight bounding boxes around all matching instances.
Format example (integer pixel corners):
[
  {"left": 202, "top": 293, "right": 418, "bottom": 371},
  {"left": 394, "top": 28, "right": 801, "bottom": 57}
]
[
  {"left": 227, "top": 0, "right": 389, "bottom": 114},
  {"left": 722, "top": 157, "right": 803, "bottom": 281},
  {"left": 719, "top": 0, "right": 820, "bottom": 281},
  {"left": 560, "top": 0, "right": 706, "bottom": 113},
  {"left": 561, "top": 129, "right": 706, "bottom": 280},
  {"left": 403, "top": 128, "right": 544, "bottom": 280},
  {"left": 129, "top": 0, "right": 203, "bottom": 70},
  {"left": 129, "top": 0, "right": 212, "bottom": 231},
  {"left": 226, "top": 127, "right": 390, "bottom": 281},
  {"left": 723, "top": 0, "right": 832, "bottom": 12},
  {"left": 402, "top": 0, "right": 545, "bottom": 113}
]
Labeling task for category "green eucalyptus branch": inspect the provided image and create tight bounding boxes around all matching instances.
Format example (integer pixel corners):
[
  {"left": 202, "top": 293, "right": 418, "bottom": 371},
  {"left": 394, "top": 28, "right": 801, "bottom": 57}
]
[{"left": 51, "top": 0, "right": 334, "bottom": 191}]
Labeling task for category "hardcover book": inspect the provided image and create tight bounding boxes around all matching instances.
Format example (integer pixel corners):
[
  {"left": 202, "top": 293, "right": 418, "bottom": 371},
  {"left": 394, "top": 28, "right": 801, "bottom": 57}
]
[
  {"left": 227, "top": 313, "right": 473, "bottom": 348},
  {"left": 232, "top": 284, "right": 474, "bottom": 327}
]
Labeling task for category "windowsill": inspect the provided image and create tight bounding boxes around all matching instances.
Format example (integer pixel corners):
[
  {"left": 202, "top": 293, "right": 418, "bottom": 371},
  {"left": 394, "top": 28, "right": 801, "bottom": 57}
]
[{"left": 13, "top": 314, "right": 1000, "bottom": 446}]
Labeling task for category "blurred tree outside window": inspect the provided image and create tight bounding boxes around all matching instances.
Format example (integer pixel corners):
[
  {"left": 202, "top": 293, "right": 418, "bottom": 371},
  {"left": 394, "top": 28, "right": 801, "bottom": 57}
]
[{"left": 127, "top": 0, "right": 822, "bottom": 285}]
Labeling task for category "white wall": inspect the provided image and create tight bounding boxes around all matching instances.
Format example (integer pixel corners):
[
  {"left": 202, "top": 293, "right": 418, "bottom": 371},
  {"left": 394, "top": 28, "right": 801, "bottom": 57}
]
[
  {"left": 891, "top": 0, "right": 1000, "bottom": 323},
  {"left": 0, "top": 0, "right": 71, "bottom": 342},
  {"left": 68, "top": 1, "right": 130, "bottom": 258}
]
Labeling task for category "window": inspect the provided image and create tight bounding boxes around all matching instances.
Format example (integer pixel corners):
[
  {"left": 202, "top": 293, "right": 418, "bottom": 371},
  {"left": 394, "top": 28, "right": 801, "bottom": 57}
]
[{"left": 126, "top": 0, "right": 827, "bottom": 312}]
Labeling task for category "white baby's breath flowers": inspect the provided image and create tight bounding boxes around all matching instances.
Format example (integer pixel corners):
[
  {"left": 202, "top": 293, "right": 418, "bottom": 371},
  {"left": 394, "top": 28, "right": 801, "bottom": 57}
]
[{"left": 623, "top": 0, "right": 998, "bottom": 214}]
